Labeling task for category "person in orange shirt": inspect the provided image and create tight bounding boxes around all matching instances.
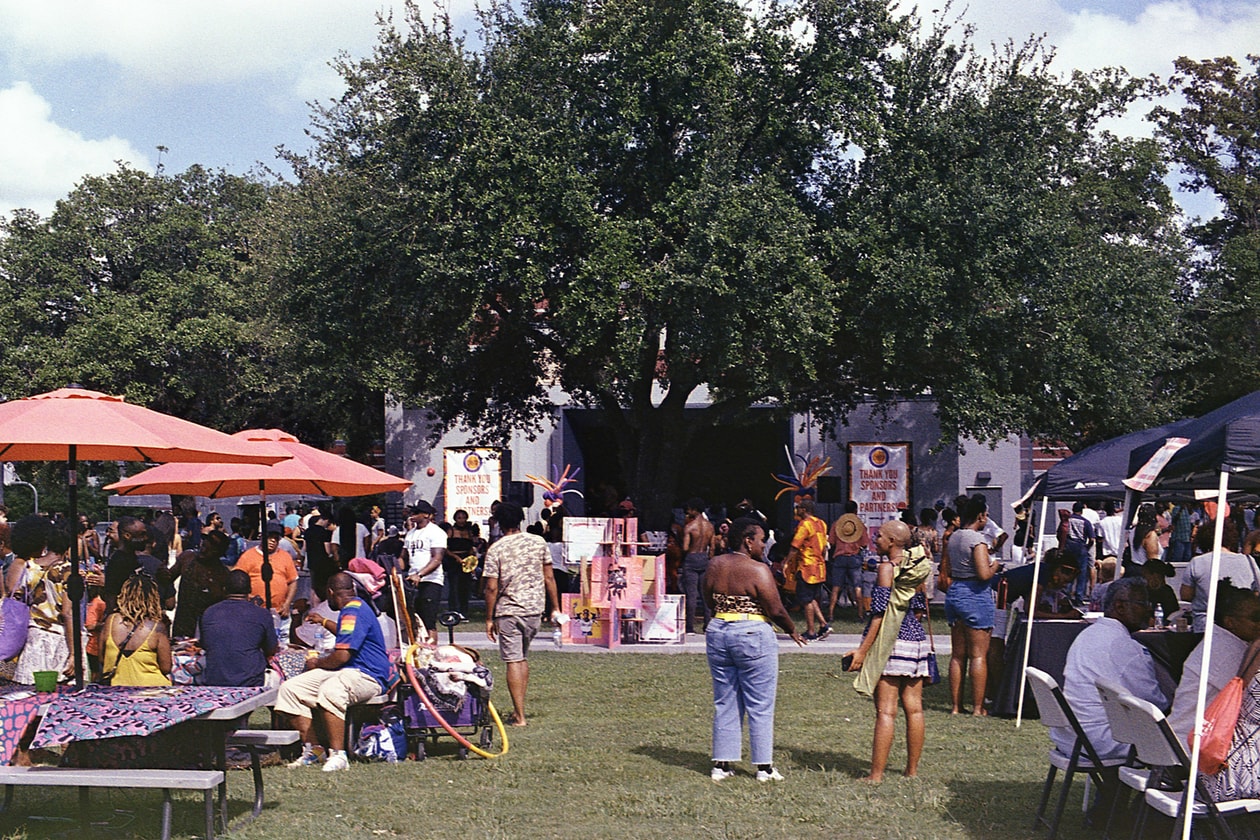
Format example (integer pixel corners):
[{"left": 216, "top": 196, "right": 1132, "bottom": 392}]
[
  {"left": 787, "top": 498, "right": 830, "bottom": 640},
  {"left": 233, "top": 521, "right": 298, "bottom": 641}
]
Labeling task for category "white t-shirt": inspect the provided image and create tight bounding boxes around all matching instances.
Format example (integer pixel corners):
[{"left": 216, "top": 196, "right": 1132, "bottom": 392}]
[
  {"left": 404, "top": 522, "right": 447, "bottom": 585},
  {"left": 1097, "top": 514, "right": 1125, "bottom": 558}
]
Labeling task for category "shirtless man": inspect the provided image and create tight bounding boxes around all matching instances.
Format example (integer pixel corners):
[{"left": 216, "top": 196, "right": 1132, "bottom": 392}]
[{"left": 681, "top": 497, "right": 716, "bottom": 634}]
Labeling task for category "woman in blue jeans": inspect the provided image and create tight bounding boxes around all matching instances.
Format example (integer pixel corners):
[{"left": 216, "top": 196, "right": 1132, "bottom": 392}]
[
  {"left": 943, "top": 496, "right": 999, "bottom": 715},
  {"left": 703, "top": 518, "right": 805, "bottom": 782}
]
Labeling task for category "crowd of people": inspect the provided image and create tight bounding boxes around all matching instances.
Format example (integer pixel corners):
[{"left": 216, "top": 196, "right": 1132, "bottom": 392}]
[{"left": 14, "top": 487, "right": 1260, "bottom": 798}]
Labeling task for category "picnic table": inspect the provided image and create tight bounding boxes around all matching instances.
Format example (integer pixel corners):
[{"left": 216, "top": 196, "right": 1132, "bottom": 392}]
[{"left": 0, "top": 684, "right": 278, "bottom": 835}]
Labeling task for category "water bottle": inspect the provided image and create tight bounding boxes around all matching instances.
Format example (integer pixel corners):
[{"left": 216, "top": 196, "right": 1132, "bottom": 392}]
[
  {"left": 551, "top": 611, "right": 568, "bottom": 648},
  {"left": 315, "top": 626, "right": 333, "bottom": 654},
  {"left": 1154, "top": 604, "right": 1164, "bottom": 627}
]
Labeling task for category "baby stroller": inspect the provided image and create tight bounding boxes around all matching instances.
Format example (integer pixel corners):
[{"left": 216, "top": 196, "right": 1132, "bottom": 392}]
[
  {"left": 396, "top": 604, "right": 503, "bottom": 760},
  {"left": 401, "top": 660, "right": 495, "bottom": 760}
]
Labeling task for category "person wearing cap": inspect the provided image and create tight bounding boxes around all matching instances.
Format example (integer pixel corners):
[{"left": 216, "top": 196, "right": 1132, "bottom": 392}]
[
  {"left": 402, "top": 501, "right": 446, "bottom": 645},
  {"left": 1137, "top": 558, "right": 1180, "bottom": 626},
  {"left": 233, "top": 520, "right": 299, "bottom": 630},
  {"left": 828, "top": 505, "right": 867, "bottom": 622}
]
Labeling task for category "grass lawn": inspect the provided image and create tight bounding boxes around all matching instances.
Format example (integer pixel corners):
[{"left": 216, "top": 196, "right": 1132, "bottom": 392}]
[{"left": 0, "top": 648, "right": 1127, "bottom": 840}]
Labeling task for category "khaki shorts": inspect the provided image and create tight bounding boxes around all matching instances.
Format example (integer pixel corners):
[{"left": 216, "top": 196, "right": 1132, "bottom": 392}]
[
  {"left": 495, "top": 614, "right": 541, "bottom": 663},
  {"left": 274, "top": 667, "right": 383, "bottom": 721}
]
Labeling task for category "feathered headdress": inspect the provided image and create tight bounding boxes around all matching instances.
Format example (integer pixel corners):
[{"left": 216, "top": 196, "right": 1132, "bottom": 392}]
[
  {"left": 772, "top": 450, "right": 831, "bottom": 501},
  {"left": 525, "top": 464, "right": 583, "bottom": 508}
]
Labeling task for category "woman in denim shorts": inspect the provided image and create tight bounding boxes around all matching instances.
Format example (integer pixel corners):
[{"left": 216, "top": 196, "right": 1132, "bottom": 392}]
[{"left": 944, "top": 497, "right": 998, "bottom": 715}]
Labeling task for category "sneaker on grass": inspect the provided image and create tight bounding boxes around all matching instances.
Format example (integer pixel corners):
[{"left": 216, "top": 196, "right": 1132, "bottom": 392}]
[
  {"left": 322, "top": 751, "right": 349, "bottom": 772},
  {"left": 756, "top": 768, "right": 784, "bottom": 782},
  {"left": 711, "top": 766, "right": 734, "bottom": 781},
  {"left": 287, "top": 744, "right": 325, "bottom": 768}
]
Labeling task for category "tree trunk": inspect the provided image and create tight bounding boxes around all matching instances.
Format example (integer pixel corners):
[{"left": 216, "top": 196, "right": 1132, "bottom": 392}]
[{"left": 611, "top": 398, "right": 697, "bottom": 531}]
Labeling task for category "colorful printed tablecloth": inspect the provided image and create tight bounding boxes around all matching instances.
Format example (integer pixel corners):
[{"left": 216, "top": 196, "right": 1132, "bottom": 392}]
[
  {"left": 273, "top": 648, "right": 308, "bottom": 681},
  {"left": 30, "top": 685, "right": 263, "bottom": 749},
  {"left": 0, "top": 687, "right": 43, "bottom": 764}
]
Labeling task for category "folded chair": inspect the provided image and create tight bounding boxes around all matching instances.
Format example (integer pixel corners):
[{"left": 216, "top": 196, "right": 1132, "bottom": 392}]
[
  {"left": 1026, "top": 667, "right": 1128, "bottom": 840},
  {"left": 1093, "top": 680, "right": 1260, "bottom": 840}
]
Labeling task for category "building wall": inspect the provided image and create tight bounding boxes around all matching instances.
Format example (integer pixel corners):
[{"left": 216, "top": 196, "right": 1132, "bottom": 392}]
[{"left": 387, "top": 394, "right": 1030, "bottom": 548}]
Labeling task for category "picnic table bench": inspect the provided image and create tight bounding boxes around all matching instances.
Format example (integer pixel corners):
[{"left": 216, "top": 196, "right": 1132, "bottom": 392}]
[
  {"left": 225, "top": 729, "right": 300, "bottom": 822},
  {"left": 0, "top": 765, "right": 223, "bottom": 839}
]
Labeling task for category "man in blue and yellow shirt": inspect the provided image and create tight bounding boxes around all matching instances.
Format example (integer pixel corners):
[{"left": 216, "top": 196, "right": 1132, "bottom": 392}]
[{"left": 276, "top": 572, "right": 394, "bottom": 772}]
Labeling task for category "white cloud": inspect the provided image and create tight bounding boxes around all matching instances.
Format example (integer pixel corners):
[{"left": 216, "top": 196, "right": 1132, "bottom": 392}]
[
  {"left": 949, "top": 0, "right": 1260, "bottom": 79},
  {"left": 0, "top": 0, "right": 474, "bottom": 102},
  {"left": 0, "top": 81, "right": 149, "bottom": 219}
]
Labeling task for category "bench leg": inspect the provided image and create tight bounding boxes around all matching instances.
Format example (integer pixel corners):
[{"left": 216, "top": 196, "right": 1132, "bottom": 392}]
[
  {"left": 1, "top": 784, "right": 12, "bottom": 814},
  {"left": 250, "top": 748, "right": 265, "bottom": 818},
  {"left": 161, "top": 789, "right": 173, "bottom": 840},
  {"left": 79, "top": 786, "right": 90, "bottom": 836},
  {"left": 205, "top": 787, "right": 216, "bottom": 840}
]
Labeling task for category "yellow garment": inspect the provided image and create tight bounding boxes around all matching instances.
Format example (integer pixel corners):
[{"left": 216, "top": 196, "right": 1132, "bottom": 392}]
[
  {"left": 854, "top": 546, "right": 931, "bottom": 697},
  {"left": 103, "top": 620, "right": 170, "bottom": 686},
  {"left": 20, "top": 559, "right": 70, "bottom": 631}
]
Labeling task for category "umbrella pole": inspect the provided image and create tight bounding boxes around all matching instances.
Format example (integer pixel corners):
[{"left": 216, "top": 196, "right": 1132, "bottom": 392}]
[
  {"left": 67, "top": 444, "right": 86, "bottom": 689},
  {"left": 259, "top": 485, "right": 273, "bottom": 610}
]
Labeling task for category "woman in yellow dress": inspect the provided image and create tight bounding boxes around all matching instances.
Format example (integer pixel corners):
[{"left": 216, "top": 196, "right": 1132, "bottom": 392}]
[{"left": 101, "top": 574, "right": 171, "bottom": 686}]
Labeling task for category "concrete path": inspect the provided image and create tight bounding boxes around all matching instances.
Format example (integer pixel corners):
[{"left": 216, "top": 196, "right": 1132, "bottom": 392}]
[{"left": 438, "top": 629, "right": 955, "bottom": 656}]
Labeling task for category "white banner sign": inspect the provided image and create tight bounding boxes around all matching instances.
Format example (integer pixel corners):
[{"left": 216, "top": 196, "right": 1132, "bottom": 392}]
[
  {"left": 849, "top": 442, "right": 911, "bottom": 528},
  {"left": 443, "top": 447, "right": 502, "bottom": 527}
]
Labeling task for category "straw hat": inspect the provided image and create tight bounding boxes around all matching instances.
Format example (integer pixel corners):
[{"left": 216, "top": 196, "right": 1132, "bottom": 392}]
[{"left": 836, "top": 513, "right": 866, "bottom": 544}]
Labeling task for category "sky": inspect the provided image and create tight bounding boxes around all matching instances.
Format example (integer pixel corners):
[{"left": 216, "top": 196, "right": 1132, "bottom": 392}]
[{"left": 0, "top": 0, "right": 1257, "bottom": 221}]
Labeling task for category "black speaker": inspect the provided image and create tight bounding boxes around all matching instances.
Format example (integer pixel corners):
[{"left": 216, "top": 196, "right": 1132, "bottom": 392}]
[
  {"left": 506, "top": 481, "right": 534, "bottom": 507},
  {"left": 816, "top": 476, "right": 843, "bottom": 504}
]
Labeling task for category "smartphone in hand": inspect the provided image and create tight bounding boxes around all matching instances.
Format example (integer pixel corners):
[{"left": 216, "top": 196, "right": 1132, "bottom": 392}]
[{"left": 841, "top": 653, "right": 854, "bottom": 672}]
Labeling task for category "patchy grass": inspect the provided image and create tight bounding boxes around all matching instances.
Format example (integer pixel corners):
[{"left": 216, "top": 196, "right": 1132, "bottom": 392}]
[{"left": 1, "top": 652, "right": 1115, "bottom": 840}]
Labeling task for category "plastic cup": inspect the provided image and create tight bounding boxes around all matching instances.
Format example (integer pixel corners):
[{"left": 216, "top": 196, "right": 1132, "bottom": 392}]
[{"left": 33, "top": 670, "right": 58, "bottom": 693}]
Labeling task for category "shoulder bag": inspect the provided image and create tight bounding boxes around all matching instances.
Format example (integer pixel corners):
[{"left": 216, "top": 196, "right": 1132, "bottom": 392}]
[
  {"left": 97, "top": 616, "right": 142, "bottom": 686},
  {"left": 922, "top": 598, "right": 941, "bottom": 685}
]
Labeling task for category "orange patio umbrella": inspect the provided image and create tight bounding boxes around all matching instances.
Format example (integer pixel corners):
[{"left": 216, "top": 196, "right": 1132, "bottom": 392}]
[
  {"left": 106, "top": 428, "right": 412, "bottom": 498},
  {"left": 107, "top": 428, "right": 412, "bottom": 608},
  {"left": 0, "top": 387, "right": 290, "bottom": 687}
]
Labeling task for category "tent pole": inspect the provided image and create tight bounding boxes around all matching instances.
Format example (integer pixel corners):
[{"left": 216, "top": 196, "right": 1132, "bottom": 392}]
[
  {"left": 1182, "top": 471, "right": 1230, "bottom": 840},
  {"left": 1016, "top": 495, "right": 1051, "bottom": 726}
]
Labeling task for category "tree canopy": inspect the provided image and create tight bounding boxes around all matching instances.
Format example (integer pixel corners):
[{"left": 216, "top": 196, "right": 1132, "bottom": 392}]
[
  {"left": 1152, "top": 55, "right": 1260, "bottom": 411},
  {"left": 0, "top": 1, "right": 1241, "bottom": 524},
  {"left": 273, "top": 0, "right": 1188, "bottom": 519}
]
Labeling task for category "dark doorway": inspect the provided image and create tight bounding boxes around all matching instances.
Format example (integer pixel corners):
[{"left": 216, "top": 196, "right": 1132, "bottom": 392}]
[{"left": 564, "top": 409, "right": 789, "bottom": 528}]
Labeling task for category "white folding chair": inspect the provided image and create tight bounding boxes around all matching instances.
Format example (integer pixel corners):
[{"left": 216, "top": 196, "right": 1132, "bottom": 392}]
[
  {"left": 1095, "top": 679, "right": 1153, "bottom": 837},
  {"left": 1093, "top": 682, "right": 1260, "bottom": 840},
  {"left": 1026, "top": 667, "right": 1128, "bottom": 840}
]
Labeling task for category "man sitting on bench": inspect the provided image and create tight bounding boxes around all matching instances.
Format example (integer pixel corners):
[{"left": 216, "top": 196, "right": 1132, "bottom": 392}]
[{"left": 275, "top": 573, "right": 393, "bottom": 772}]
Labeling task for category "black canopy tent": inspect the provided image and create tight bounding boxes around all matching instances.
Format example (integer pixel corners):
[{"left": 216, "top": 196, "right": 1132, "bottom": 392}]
[{"left": 1121, "top": 388, "right": 1260, "bottom": 840}]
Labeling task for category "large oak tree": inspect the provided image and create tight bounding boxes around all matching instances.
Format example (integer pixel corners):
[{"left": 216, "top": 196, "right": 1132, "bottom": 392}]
[{"left": 277, "top": 0, "right": 1188, "bottom": 523}]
